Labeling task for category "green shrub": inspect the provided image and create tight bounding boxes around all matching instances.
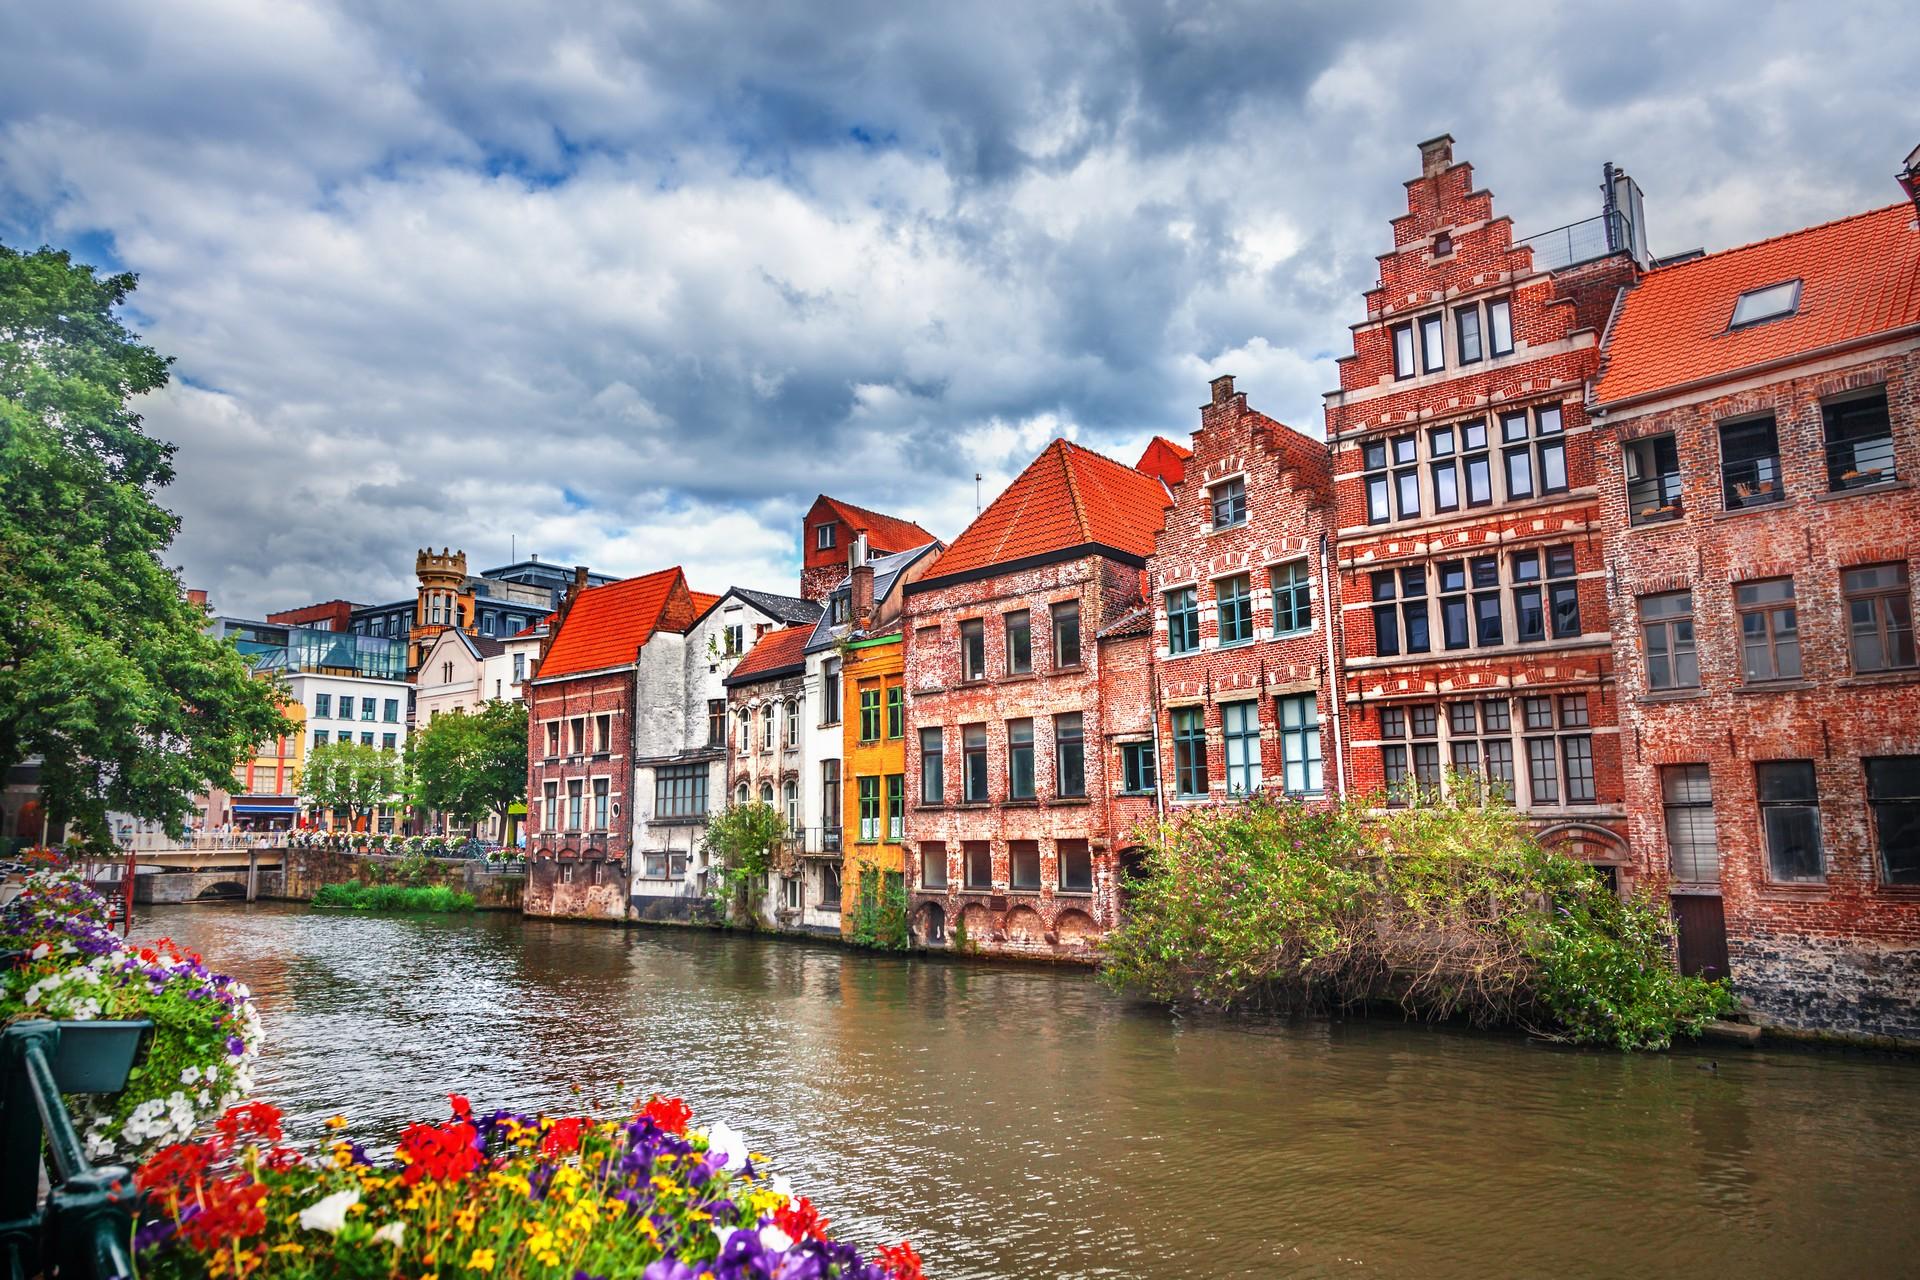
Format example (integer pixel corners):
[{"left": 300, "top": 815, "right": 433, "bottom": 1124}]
[
  {"left": 312, "top": 882, "right": 474, "bottom": 912},
  {"left": 1100, "top": 783, "right": 1734, "bottom": 1050},
  {"left": 849, "top": 868, "right": 910, "bottom": 951}
]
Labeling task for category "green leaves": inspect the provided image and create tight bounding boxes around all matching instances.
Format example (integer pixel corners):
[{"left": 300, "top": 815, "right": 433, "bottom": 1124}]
[
  {"left": 702, "top": 801, "right": 788, "bottom": 925},
  {"left": 300, "top": 740, "right": 407, "bottom": 821},
  {"left": 0, "top": 242, "right": 288, "bottom": 846},
  {"left": 409, "top": 701, "right": 528, "bottom": 825}
]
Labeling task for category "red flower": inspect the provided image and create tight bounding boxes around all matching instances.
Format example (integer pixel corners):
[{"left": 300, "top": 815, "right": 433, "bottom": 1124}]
[
  {"left": 396, "top": 1120, "right": 482, "bottom": 1184},
  {"left": 448, "top": 1092, "right": 473, "bottom": 1120},
  {"left": 541, "top": 1116, "right": 588, "bottom": 1156},
  {"left": 640, "top": 1095, "right": 691, "bottom": 1135},
  {"left": 877, "top": 1241, "right": 924, "bottom": 1280},
  {"left": 134, "top": 1141, "right": 216, "bottom": 1192},
  {"left": 215, "top": 1102, "right": 284, "bottom": 1145},
  {"left": 773, "top": 1196, "right": 830, "bottom": 1243},
  {"left": 179, "top": 1176, "right": 268, "bottom": 1250}
]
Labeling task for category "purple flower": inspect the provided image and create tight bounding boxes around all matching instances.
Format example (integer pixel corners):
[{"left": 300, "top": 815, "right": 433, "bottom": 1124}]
[
  {"left": 226, "top": 1036, "right": 246, "bottom": 1058},
  {"left": 642, "top": 1262, "right": 698, "bottom": 1280}
]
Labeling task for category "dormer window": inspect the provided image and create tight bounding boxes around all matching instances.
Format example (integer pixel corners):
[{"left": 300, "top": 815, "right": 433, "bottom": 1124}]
[
  {"left": 830, "top": 593, "right": 850, "bottom": 625},
  {"left": 816, "top": 523, "right": 837, "bottom": 550},
  {"left": 1730, "top": 279, "right": 1801, "bottom": 329}
]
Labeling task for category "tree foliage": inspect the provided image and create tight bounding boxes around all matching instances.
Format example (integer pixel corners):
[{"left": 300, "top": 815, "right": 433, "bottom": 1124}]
[
  {"left": 410, "top": 701, "right": 529, "bottom": 827},
  {"left": 0, "top": 243, "right": 288, "bottom": 846},
  {"left": 702, "top": 801, "right": 786, "bottom": 926},
  {"left": 300, "top": 740, "right": 407, "bottom": 827},
  {"left": 1101, "top": 783, "right": 1735, "bottom": 1050}
]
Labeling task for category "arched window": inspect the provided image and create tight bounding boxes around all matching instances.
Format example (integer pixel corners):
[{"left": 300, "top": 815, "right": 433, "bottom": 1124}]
[
  {"left": 735, "top": 783, "right": 749, "bottom": 807},
  {"left": 759, "top": 782, "right": 774, "bottom": 806},
  {"left": 782, "top": 779, "right": 799, "bottom": 833},
  {"left": 784, "top": 700, "right": 799, "bottom": 748}
]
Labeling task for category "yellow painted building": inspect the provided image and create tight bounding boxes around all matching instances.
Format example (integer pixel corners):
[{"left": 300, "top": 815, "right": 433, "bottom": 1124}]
[{"left": 840, "top": 633, "right": 906, "bottom": 936}]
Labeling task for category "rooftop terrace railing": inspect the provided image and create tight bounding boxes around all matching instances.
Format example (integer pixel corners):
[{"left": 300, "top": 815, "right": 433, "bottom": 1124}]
[{"left": 1516, "top": 209, "right": 1635, "bottom": 272}]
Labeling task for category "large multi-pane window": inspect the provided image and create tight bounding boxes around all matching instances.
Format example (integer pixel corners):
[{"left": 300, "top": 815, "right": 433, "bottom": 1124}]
[
  {"left": 1866, "top": 757, "right": 1920, "bottom": 886},
  {"left": 886, "top": 685, "right": 903, "bottom": 739},
  {"left": 1362, "top": 435, "right": 1419, "bottom": 523},
  {"left": 1058, "top": 840, "right": 1093, "bottom": 892},
  {"left": 919, "top": 728, "right": 944, "bottom": 804},
  {"left": 592, "top": 778, "right": 610, "bottom": 831},
  {"left": 963, "top": 724, "right": 988, "bottom": 802},
  {"left": 920, "top": 842, "right": 949, "bottom": 890},
  {"left": 1379, "top": 705, "right": 1440, "bottom": 806},
  {"left": 857, "top": 777, "right": 881, "bottom": 842},
  {"left": 964, "top": 841, "right": 992, "bottom": 889},
  {"left": 1272, "top": 561, "right": 1311, "bottom": 635},
  {"left": 1640, "top": 592, "right": 1699, "bottom": 690},
  {"left": 1371, "top": 567, "right": 1430, "bottom": 657},
  {"left": 1757, "top": 761, "right": 1823, "bottom": 883},
  {"left": 1512, "top": 545, "right": 1580, "bottom": 643},
  {"left": 1736, "top": 578, "right": 1800, "bottom": 682},
  {"left": 1054, "top": 713, "right": 1086, "bottom": 798},
  {"left": 1824, "top": 390, "right": 1896, "bottom": 491},
  {"left": 960, "top": 620, "right": 986, "bottom": 681},
  {"left": 858, "top": 686, "right": 882, "bottom": 742},
  {"left": 1051, "top": 600, "right": 1081, "bottom": 668},
  {"left": 1278, "top": 694, "right": 1322, "bottom": 795},
  {"left": 1842, "top": 563, "right": 1915, "bottom": 673},
  {"left": 1625, "top": 435, "right": 1683, "bottom": 524},
  {"left": 1720, "top": 415, "right": 1783, "bottom": 509},
  {"left": 1223, "top": 701, "right": 1261, "bottom": 795},
  {"left": 338, "top": 696, "right": 355, "bottom": 721},
  {"left": 1004, "top": 610, "right": 1032, "bottom": 675},
  {"left": 1435, "top": 558, "right": 1496, "bottom": 651},
  {"left": 1007, "top": 719, "right": 1035, "bottom": 800},
  {"left": 1166, "top": 588, "right": 1200, "bottom": 655},
  {"left": 1523, "top": 695, "right": 1594, "bottom": 805},
  {"left": 887, "top": 775, "right": 904, "bottom": 841},
  {"left": 1121, "top": 742, "right": 1157, "bottom": 794},
  {"left": 1009, "top": 841, "right": 1041, "bottom": 890},
  {"left": 1446, "top": 700, "right": 1514, "bottom": 800},
  {"left": 566, "top": 779, "right": 584, "bottom": 831},
  {"left": 1661, "top": 765, "right": 1718, "bottom": 883},
  {"left": 1217, "top": 574, "right": 1254, "bottom": 646},
  {"left": 654, "top": 764, "right": 707, "bottom": 820},
  {"left": 362, "top": 699, "right": 377, "bottom": 722},
  {"left": 314, "top": 693, "right": 332, "bottom": 718},
  {"left": 1172, "top": 707, "right": 1208, "bottom": 798},
  {"left": 1211, "top": 476, "right": 1247, "bottom": 529}
]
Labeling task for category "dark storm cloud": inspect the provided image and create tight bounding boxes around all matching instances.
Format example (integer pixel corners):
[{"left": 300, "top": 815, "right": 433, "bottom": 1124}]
[{"left": 0, "top": 0, "right": 1912, "bottom": 613}]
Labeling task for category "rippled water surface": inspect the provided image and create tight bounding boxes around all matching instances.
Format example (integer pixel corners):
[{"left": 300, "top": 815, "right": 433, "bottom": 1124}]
[{"left": 134, "top": 904, "right": 1919, "bottom": 1279}]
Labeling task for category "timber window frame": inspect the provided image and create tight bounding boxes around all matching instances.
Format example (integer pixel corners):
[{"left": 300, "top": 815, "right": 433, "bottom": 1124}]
[
  {"left": 963, "top": 841, "right": 991, "bottom": 890},
  {"left": 1171, "top": 706, "right": 1208, "bottom": 799},
  {"left": 1486, "top": 299, "right": 1514, "bottom": 357},
  {"left": 857, "top": 776, "right": 881, "bottom": 843},
  {"left": 920, "top": 842, "right": 948, "bottom": 890},
  {"left": 858, "top": 685, "right": 882, "bottom": 743},
  {"left": 1006, "top": 719, "right": 1036, "bottom": 801},
  {"left": 1625, "top": 434, "right": 1683, "bottom": 524},
  {"left": 1057, "top": 839, "right": 1093, "bottom": 893},
  {"left": 1166, "top": 587, "right": 1200, "bottom": 655},
  {"left": 1419, "top": 313, "right": 1446, "bottom": 374},
  {"left": 1455, "top": 304, "right": 1483, "bottom": 364},
  {"left": 1719, "top": 414, "right": 1785, "bottom": 510},
  {"left": 1222, "top": 700, "right": 1262, "bottom": 795},
  {"left": 1866, "top": 756, "right": 1920, "bottom": 887},
  {"left": 1009, "top": 841, "right": 1041, "bottom": 891},
  {"left": 1054, "top": 712, "right": 1086, "bottom": 798},
  {"left": 886, "top": 684, "right": 904, "bottom": 739},
  {"left": 1271, "top": 560, "right": 1312, "bottom": 636},
  {"left": 1210, "top": 476, "right": 1248, "bottom": 530},
  {"left": 1661, "top": 764, "right": 1719, "bottom": 883},
  {"left": 919, "top": 728, "right": 944, "bottom": 804},
  {"left": 1120, "top": 741, "right": 1157, "bottom": 795},
  {"left": 1639, "top": 591, "right": 1700, "bottom": 691},
  {"left": 1277, "top": 694, "right": 1322, "bottom": 796},
  {"left": 962, "top": 724, "right": 989, "bottom": 803},
  {"left": 1842, "top": 562, "right": 1916, "bottom": 674},
  {"left": 1824, "top": 389, "right": 1897, "bottom": 492},
  {"left": 1391, "top": 322, "right": 1416, "bottom": 380},
  {"left": 1004, "top": 610, "right": 1033, "bottom": 675},
  {"left": 1757, "top": 761, "right": 1824, "bottom": 884},
  {"left": 887, "top": 775, "right": 904, "bottom": 842},
  {"left": 1735, "top": 578, "right": 1801, "bottom": 683},
  {"left": 1217, "top": 573, "right": 1254, "bottom": 647},
  {"left": 1051, "top": 600, "right": 1082, "bottom": 668},
  {"left": 653, "top": 763, "right": 707, "bottom": 821},
  {"left": 960, "top": 620, "right": 987, "bottom": 682}
]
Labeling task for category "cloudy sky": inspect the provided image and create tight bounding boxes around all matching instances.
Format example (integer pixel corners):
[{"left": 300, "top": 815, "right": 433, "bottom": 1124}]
[{"left": 3, "top": 2, "right": 1912, "bottom": 616}]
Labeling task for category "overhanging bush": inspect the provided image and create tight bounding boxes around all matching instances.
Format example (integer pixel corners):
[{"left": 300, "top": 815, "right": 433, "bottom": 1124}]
[{"left": 1100, "top": 787, "right": 1734, "bottom": 1050}]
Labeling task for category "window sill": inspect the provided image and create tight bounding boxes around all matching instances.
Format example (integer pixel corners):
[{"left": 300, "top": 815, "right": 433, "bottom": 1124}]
[
  {"left": 1003, "top": 799, "right": 1039, "bottom": 808},
  {"left": 1216, "top": 638, "right": 1256, "bottom": 652},
  {"left": 1049, "top": 796, "right": 1091, "bottom": 807},
  {"left": 1666, "top": 883, "right": 1721, "bottom": 897},
  {"left": 1628, "top": 511, "right": 1685, "bottom": 529},
  {"left": 1205, "top": 521, "right": 1249, "bottom": 536},
  {"left": 1054, "top": 888, "right": 1094, "bottom": 897},
  {"left": 1053, "top": 663, "right": 1086, "bottom": 675},
  {"left": 1815, "top": 478, "right": 1905, "bottom": 502},
  {"left": 1758, "top": 882, "right": 1829, "bottom": 901},
  {"left": 1713, "top": 498, "right": 1787, "bottom": 521},
  {"left": 1733, "top": 680, "right": 1815, "bottom": 695},
  {"left": 1838, "top": 669, "right": 1920, "bottom": 688},
  {"left": 1000, "top": 672, "right": 1037, "bottom": 684},
  {"left": 1636, "top": 689, "right": 1707, "bottom": 705}
]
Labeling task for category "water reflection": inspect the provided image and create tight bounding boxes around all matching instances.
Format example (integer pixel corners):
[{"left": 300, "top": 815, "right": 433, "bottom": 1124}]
[{"left": 135, "top": 904, "right": 1920, "bottom": 1280}]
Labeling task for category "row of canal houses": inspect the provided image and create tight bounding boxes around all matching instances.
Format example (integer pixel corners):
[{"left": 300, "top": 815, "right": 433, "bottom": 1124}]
[{"left": 523, "top": 136, "right": 1920, "bottom": 1043}]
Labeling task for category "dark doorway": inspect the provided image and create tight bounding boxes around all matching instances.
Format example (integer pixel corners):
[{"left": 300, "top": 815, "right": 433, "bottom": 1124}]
[{"left": 1672, "top": 894, "right": 1730, "bottom": 980}]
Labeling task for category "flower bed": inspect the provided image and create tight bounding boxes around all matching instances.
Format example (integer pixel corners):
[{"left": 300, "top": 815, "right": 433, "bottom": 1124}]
[
  {"left": 135, "top": 1094, "right": 927, "bottom": 1280},
  {"left": 0, "top": 874, "right": 263, "bottom": 1160}
]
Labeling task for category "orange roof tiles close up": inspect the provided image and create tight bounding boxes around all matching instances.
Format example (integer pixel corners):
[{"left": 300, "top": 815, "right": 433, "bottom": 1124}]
[
  {"left": 1595, "top": 202, "right": 1920, "bottom": 407},
  {"left": 922, "top": 439, "right": 1171, "bottom": 583},
  {"left": 537, "top": 568, "right": 692, "bottom": 680},
  {"left": 815, "top": 497, "right": 939, "bottom": 554},
  {"left": 725, "top": 625, "right": 813, "bottom": 684},
  {"left": 1135, "top": 435, "right": 1193, "bottom": 489}
]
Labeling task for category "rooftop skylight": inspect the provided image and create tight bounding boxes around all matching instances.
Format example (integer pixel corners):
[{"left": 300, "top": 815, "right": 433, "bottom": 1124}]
[{"left": 1729, "top": 279, "right": 1802, "bottom": 328}]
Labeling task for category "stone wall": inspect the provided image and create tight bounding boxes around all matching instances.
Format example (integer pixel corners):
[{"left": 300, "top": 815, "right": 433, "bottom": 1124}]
[
  {"left": 278, "top": 847, "right": 525, "bottom": 910},
  {"left": 1730, "top": 931, "right": 1920, "bottom": 1044}
]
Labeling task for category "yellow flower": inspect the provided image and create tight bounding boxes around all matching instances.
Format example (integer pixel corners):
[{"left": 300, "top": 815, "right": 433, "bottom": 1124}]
[
  {"left": 271, "top": 1243, "right": 306, "bottom": 1255},
  {"left": 465, "top": 1248, "right": 496, "bottom": 1271},
  {"left": 454, "top": 1207, "right": 478, "bottom": 1232},
  {"left": 325, "top": 1114, "right": 349, "bottom": 1130}
]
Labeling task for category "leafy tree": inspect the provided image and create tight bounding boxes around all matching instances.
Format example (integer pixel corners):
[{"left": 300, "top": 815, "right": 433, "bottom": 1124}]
[
  {"left": 410, "top": 702, "right": 529, "bottom": 831},
  {"left": 0, "top": 243, "right": 288, "bottom": 847},
  {"left": 702, "top": 801, "right": 786, "bottom": 927},
  {"left": 300, "top": 740, "right": 407, "bottom": 831}
]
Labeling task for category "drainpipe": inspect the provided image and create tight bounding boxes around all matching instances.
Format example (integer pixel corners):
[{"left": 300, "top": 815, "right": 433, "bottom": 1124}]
[
  {"left": 1148, "top": 623, "right": 1169, "bottom": 839},
  {"left": 1319, "top": 533, "right": 1348, "bottom": 799}
]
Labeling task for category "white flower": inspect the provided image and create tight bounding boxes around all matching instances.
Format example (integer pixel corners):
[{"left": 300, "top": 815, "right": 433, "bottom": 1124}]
[
  {"left": 703, "top": 1121, "right": 749, "bottom": 1172},
  {"left": 770, "top": 1173, "right": 794, "bottom": 1201},
  {"left": 180, "top": 1068, "right": 201, "bottom": 1085},
  {"left": 759, "top": 1224, "right": 794, "bottom": 1253},
  {"left": 29, "top": 943, "right": 49, "bottom": 960},
  {"left": 298, "top": 1188, "right": 361, "bottom": 1234},
  {"left": 372, "top": 1222, "right": 405, "bottom": 1247}
]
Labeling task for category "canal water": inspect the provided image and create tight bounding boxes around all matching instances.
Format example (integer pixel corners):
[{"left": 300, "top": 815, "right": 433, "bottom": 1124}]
[{"left": 134, "top": 904, "right": 1918, "bottom": 1280}]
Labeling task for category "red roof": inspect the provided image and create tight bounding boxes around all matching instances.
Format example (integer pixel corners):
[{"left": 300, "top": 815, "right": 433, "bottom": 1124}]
[
  {"left": 690, "top": 591, "right": 723, "bottom": 617},
  {"left": 813, "top": 496, "right": 938, "bottom": 554},
  {"left": 537, "top": 568, "right": 692, "bottom": 680},
  {"left": 511, "top": 612, "right": 556, "bottom": 639},
  {"left": 725, "top": 625, "right": 812, "bottom": 684},
  {"left": 1135, "top": 436, "right": 1192, "bottom": 489},
  {"left": 1595, "top": 202, "right": 1920, "bottom": 407},
  {"left": 922, "top": 439, "right": 1170, "bottom": 582}
]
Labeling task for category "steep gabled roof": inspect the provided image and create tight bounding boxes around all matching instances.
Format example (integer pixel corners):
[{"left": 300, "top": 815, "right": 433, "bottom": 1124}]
[
  {"left": 690, "top": 591, "right": 723, "bottom": 617},
  {"left": 1135, "top": 435, "right": 1192, "bottom": 489},
  {"left": 450, "top": 631, "right": 507, "bottom": 661},
  {"left": 917, "top": 439, "right": 1170, "bottom": 585},
  {"left": 812, "top": 495, "right": 939, "bottom": 553},
  {"left": 722, "top": 625, "right": 813, "bottom": 686},
  {"left": 1595, "top": 202, "right": 1920, "bottom": 408},
  {"left": 728, "top": 587, "right": 821, "bottom": 626},
  {"left": 537, "top": 568, "right": 690, "bottom": 680},
  {"left": 804, "top": 541, "right": 943, "bottom": 653}
]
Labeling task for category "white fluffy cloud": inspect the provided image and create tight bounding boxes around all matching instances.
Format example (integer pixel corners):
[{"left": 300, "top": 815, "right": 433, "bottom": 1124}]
[{"left": 1, "top": 0, "right": 1912, "bottom": 614}]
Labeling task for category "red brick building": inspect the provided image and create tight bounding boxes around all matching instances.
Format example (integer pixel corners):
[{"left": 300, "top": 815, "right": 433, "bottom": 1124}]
[
  {"left": 902, "top": 440, "right": 1168, "bottom": 959},
  {"left": 799, "top": 495, "right": 939, "bottom": 603},
  {"left": 1324, "top": 136, "right": 1639, "bottom": 877},
  {"left": 1150, "top": 375, "right": 1339, "bottom": 810},
  {"left": 524, "top": 566, "right": 704, "bottom": 920},
  {"left": 1591, "top": 196, "right": 1920, "bottom": 1040}
]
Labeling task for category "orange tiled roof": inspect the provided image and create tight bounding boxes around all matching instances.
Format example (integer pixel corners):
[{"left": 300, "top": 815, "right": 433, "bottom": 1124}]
[
  {"left": 816, "top": 496, "right": 938, "bottom": 553},
  {"left": 921, "top": 439, "right": 1170, "bottom": 582},
  {"left": 1135, "top": 435, "right": 1192, "bottom": 489},
  {"left": 725, "top": 625, "right": 812, "bottom": 684},
  {"left": 690, "top": 591, "right": 723, "bottom": 617},
  {"left": 1595, "top": 202, "right": 1920, "bottom": 407},
  {"left": 538, "top": 568, "right": 689, "bottom": 679}
]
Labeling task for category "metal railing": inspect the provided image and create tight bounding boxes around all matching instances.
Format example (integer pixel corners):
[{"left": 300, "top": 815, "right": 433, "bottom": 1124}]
[
  {"left": 1516, "top": 210, "right": 1634, "bottom": 272},
  {"left": 0, "top": 1017, "right": 151, "bottom": 1279},
  {"left": 1826, "top": 431, "right": 1898, "bottom": 491},
  {"left": 1721, "top": 456, "right": 1784, "bottom": 510},
  {"left": 1627, "top": 472, "right": 1684, "bottom": 525}
]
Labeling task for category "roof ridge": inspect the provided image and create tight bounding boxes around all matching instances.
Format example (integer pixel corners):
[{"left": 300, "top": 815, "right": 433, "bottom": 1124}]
[
  {"left": 1649, "top": 201, "right": 1912, "bottom": 276},
  {"left": 1056, "top": 439, "right": 1093, "bottom": 543}
]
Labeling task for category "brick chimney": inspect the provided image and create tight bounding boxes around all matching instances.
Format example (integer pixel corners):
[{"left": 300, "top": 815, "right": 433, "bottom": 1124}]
[
  {"left": 1419, "top": 133, "right": 1454, "bottom": 180},
  {"left": 1203, "top": 373, "right": 1246, "bottom": 428},
  {"left": 850, "top": 528, "right": 875, "bottom": 629}
]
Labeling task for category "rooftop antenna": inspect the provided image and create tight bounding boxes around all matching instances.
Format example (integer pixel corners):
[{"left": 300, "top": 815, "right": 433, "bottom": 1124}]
[
  {"left": 511, "top": 534, "right": 516, "bottom": 562},
  {"left": 975, "top": 473, "right": 983, "bottom": 514}
]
